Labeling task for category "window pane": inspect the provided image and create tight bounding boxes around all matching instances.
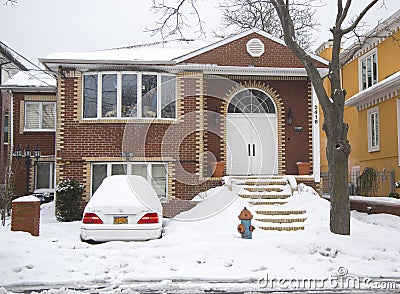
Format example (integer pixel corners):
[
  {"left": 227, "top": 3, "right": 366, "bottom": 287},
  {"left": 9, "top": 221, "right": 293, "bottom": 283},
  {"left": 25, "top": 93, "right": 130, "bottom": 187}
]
[
  {"left": 362, "top": 60, "right": 367, "bottom": 89},
  {"left": 372, "top": 53, "right": 377, "bottom": 85},
  {"left": 83, "top": 75, "right": 98, "bottom": 118},
  {"left": 142, "top": 75, "right": 157, "bottom": 118},
  {"left": 92, "top": 164, "right": 107, "bottom": 194},
  {"left": 161, "top": 75, "right": 176, "bottom": 118},
  {"left": 102, "top": 74, "right": 117, "bottom": 117},
  {"left": 36, "top": 163, "right": 51, "bottom": 189},
  {"left": 122, "top": 74, "right": 138, "bottom": 117},
  {"left": 374, "top": 112, "right": 379, "bottom": 146},
  {"left": 131, "top": 164, "right": 147, "bottom": 179},
  {"left": 4, "top": 114, "right": 8, "bottom": 144},
  {"left": 367, "top": 56, "right": 372, "bottom": 88},
  {"left": 151, "top": 164, "right": 167, "bottom": 198},
  {"left": 25, "top": 103, "right": 40, "bottom": 129},
  {"left": 112, "top": 164, "right": 127, "bottom": 175},
  {"left": 42, "top": 103, "right": 55, "bottom": 129}
]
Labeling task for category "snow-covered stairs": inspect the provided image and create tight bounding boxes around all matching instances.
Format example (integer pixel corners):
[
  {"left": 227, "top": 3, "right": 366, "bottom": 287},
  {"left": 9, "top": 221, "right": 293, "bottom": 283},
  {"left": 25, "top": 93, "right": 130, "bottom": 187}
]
[{"left": 231, "top": 176, "right": 307, "bottom": 231}]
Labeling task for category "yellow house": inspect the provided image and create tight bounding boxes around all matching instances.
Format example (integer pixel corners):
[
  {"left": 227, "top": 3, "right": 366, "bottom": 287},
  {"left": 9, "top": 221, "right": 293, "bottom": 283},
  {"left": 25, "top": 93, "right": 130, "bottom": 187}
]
[{"left": 318, "top": 9, "right": 400, "bottom": 196}]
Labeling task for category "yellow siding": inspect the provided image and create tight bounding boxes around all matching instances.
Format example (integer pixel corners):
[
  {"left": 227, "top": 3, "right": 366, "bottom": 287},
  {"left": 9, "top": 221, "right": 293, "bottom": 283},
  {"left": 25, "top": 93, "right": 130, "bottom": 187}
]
[
  {"left": 377, "top": 30, "right": 400, "bottom": 80},
  {"left": 319, "top": 23, "right": 400, "bottom": 187}
]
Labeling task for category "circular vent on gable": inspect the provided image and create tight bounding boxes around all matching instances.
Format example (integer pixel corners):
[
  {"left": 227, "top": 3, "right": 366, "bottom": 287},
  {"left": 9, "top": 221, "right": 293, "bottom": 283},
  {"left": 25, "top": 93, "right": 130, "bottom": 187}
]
[{"left": 246, "top": 38, "right": 265, "bottom": 57}]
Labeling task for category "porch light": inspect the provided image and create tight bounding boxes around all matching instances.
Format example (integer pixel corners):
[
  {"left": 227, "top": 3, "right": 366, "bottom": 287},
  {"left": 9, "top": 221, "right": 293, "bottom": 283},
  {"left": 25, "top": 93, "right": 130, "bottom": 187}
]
[
  {"left": 14, "top": 144, "right": 42, "bottom": 195},
  {"left": 34, "top": 145, "right": 41, "bottom": 160},
  {"left": 286, "top": 107, "right": 294, "bottom": 126},
  {"left": 24, "top": 146, "right": 31, "bottom": 158},
  {"left": 14, "top": 145, "right": 23, "bottom": 158}
]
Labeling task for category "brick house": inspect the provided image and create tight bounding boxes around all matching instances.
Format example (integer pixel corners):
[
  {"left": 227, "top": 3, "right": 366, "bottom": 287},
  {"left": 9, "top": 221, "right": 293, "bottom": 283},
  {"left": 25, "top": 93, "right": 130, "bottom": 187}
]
[
  {"left": 9, "top": 29, "right": 327, "bottom": 206},
  {"left": 1, "top": 70, "right": 57, "bottom": 196}
]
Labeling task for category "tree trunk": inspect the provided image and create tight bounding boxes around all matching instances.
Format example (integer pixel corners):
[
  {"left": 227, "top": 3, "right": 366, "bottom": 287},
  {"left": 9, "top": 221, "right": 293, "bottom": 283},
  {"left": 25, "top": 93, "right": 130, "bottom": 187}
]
[
  {"left": 327, "top": 135, "right": 350, "bottom": 235},
  {"left": 323, "top": 90, "right": 351, "bottom": 235}
]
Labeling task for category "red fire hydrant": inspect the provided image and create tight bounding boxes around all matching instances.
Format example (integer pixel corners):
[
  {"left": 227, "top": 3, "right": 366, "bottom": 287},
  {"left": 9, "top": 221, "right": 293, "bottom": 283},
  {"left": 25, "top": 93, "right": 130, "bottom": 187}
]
[{"left": 237, "top": 207, "right": 255, "bottom": 239}]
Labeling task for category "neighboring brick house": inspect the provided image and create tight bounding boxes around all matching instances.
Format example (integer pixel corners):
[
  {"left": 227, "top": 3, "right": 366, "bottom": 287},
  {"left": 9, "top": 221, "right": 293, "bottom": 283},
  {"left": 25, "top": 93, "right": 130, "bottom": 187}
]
[
  {"left": 1, "top": 71, "right": 57, "bottom": 196},
  {"left": 21, "top": 29, "right": 327, "bottom": 205},
  {"left": 0, "top": 41, "right": 29, "bottom": 182}
]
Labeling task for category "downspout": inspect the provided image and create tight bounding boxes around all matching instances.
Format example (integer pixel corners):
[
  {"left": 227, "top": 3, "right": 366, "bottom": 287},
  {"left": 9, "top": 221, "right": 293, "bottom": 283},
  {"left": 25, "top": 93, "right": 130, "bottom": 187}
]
[{"left": 9, "top": 90, "right": 13, "bottom": 151}]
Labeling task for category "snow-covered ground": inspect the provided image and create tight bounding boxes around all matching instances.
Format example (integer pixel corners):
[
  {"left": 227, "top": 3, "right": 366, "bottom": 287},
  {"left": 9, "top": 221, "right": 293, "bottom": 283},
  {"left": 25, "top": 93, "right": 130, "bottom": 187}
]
[{"left": 1, "top": 184, "right": 400, "bottom": 293}]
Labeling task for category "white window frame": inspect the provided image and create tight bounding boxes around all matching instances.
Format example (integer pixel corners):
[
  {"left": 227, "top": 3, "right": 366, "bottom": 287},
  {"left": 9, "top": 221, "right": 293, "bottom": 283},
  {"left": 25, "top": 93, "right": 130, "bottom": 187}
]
[
  {"left": 90, "top": 162, "right": 168, "bottom": 200},
  {"left": 24, "top": 101, "right": 56, "bottom": 132},
  {"left": 82, "top": 72, "right": 177, "bottom": 120},
  {"left": 3, "top": 111, "right": 9, "bottom": 145},
  {"left": 367, "top": 107, "right": 380, "bottom": 152},
  {"left": 35, "top": 162, "right": 55, "bottom": 190},
  {"left": 397, "top": 99, "right": 400, "bottom": 166},
  {"left": 358, "top": 49, "right": 378, "bottom": 91}
]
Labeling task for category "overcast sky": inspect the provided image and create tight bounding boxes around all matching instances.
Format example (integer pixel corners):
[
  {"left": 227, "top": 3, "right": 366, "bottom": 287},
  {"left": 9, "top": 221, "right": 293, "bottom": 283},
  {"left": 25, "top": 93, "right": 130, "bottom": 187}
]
[{"left": 0, "top": 0, "right": 398, "bottom": 65}]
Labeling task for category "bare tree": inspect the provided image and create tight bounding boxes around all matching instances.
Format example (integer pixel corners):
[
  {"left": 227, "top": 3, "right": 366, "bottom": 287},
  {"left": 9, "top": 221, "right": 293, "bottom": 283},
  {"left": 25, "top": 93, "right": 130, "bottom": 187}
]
[
  {"left": 220, "top": 0, "right": 319, "bottom": 50},
  {"left": 4, "top": 0, "right": 17, "bottom": 5},
  {"left": 1, "top": 149, "right": 18, "bottom": 226},
  {"left": 150, "top": 0, "right": 384, "bottom": 235}
]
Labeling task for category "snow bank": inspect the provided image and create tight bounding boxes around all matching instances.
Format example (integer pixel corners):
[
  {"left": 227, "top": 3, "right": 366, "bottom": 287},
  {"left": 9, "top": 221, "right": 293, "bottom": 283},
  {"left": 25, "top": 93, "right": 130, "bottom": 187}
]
[{"left": 1, "top": 184, "right": 400, "bottom": 291}]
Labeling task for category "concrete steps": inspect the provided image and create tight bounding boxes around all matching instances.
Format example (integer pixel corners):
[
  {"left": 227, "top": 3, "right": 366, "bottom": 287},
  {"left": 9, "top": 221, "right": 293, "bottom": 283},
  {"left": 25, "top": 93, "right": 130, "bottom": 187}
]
[{"left": 232, "top": 176, "right": 307, "bottom": 231}]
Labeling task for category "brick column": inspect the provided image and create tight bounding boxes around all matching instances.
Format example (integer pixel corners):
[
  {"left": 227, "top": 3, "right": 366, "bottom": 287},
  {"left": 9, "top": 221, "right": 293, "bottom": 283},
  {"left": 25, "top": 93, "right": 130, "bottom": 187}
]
[{"left": 11, "top": 196, "right": 41, "bottom": 236}]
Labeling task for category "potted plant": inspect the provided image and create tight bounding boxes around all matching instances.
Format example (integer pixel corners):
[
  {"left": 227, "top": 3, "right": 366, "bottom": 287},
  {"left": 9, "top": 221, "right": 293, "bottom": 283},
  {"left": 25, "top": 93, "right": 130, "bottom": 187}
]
[
  {"left": 296, "top": 161, "right": 310, "bottom": 175},
  {"left": 210, "top": 161, "right": 225, "bottom": 178}
]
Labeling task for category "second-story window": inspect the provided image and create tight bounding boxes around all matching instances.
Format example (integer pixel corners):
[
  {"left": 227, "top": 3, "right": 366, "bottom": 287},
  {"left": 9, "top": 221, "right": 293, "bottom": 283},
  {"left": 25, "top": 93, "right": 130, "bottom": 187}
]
[
  {"left": 3, "top": 111, "right": 9, "bottom": 144},
  {"left": 25, "top": 102, "right": 56, "bottom": 131},
  {"left": 360, "top": 51, "right": 377, "bottom": 90},
  {"left": 83, "top": 72, "right": 176, "bottom": 119}
]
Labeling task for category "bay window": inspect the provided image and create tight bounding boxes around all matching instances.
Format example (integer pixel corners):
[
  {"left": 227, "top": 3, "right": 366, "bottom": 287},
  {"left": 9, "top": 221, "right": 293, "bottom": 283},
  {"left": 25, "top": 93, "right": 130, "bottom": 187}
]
[{"left": 83, "top": 72, "right": 176, "bottom": 119}]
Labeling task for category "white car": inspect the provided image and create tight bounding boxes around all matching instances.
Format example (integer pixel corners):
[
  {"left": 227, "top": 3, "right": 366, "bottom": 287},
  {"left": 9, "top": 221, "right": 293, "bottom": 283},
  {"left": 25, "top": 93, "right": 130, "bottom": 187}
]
[{"left": 80, "top": 175, "right": 163, "bottom": 242}]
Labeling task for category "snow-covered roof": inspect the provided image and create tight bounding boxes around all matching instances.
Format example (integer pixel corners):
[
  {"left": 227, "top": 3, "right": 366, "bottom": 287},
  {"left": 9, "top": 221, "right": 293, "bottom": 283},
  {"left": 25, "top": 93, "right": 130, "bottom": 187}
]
[
  {"left": 345, "top": 70, "right": 400, "bottom": 111},
  {"left": 1, "top": 70, "right": 56, "bottom": 92},
  {"left": 40, "top": 29, "right": 328, "bottom": 72},
  {"left": 340, "top": 9, "right": 400, "bottom": 64},
  {"left": 0, "top": 41, "right": 28, "bottom": 76},
  {"left": 40, "top": 38, "right": 214, "bottom": 68}
]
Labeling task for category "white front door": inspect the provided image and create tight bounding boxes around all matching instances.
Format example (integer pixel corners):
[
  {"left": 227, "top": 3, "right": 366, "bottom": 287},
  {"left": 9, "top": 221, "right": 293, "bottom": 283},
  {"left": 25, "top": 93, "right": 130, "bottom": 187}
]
[{"left": 226, "top": 113, "right": 278, "bottom": 175}]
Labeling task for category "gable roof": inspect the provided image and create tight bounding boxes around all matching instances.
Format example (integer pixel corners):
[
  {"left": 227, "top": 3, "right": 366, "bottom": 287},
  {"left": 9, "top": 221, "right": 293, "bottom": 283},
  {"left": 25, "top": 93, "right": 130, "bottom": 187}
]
[
  {"left": 174, "top": 29, "right": 328, "bottom": 65},
  {"left": 40, "top": 29, "right": 328, "bottom": 72}
]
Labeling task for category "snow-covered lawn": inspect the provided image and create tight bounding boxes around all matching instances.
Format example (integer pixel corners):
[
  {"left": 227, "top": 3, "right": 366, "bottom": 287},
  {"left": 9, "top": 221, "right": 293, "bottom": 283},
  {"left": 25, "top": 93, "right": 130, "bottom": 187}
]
[{"left": 1, "top": 184, "right": 400, "bottom": 291}]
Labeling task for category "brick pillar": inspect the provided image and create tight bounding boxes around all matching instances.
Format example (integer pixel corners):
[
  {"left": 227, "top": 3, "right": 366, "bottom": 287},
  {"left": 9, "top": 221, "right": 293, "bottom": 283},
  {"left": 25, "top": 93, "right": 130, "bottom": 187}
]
[{"left": 11, "top": 196, "right": 41, "bottom": 236}]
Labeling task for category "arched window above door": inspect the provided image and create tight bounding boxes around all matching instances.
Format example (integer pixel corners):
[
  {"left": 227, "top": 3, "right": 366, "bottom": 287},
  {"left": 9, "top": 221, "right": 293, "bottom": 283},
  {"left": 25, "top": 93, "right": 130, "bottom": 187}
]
[{"left": 228, "top": 89, "right": 276, "bottom": 114}]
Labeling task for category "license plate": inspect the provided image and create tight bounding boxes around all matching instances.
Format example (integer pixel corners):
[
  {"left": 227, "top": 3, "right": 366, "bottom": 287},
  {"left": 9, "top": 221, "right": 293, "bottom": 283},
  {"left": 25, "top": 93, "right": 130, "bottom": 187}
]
[{"left": 113, "top": 216, "right": 128, "bottom": 224}]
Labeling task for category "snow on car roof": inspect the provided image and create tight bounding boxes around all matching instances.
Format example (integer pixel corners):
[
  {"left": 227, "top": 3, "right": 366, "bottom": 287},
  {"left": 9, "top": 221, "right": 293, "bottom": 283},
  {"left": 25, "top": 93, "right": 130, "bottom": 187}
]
[{"left": 87, "top": 175, "right": 162, "bottom": 213}]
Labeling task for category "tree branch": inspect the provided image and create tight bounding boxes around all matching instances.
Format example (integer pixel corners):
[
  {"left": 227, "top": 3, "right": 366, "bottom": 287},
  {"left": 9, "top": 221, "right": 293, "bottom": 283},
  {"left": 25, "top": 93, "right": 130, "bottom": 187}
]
[
  {"left": 146, "top": 0, "right": 205, "bottom": 39},
  {"left": 342, "top": 0, "right": 380, "bottom": 34}
]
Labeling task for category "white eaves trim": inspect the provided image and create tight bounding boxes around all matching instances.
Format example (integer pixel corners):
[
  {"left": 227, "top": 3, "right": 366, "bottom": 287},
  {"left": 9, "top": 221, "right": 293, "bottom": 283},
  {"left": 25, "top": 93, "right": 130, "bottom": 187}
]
[
  {"left": 345, "top": 70, "right": 400, "bottom": 111},
  {"left": 174, "top": 28, "right": 329, "bottom": 66},
  {"left": 159, "top": 64, "right": 329, "bottom": 77}
]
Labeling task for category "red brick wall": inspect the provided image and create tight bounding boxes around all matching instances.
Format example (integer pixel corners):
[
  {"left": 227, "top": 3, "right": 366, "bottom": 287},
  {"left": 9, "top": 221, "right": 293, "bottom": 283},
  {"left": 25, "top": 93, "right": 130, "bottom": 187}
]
[
  {"left": 11, "top": 199, "right": 40, "bottom": 236},
  {"left": 12, "top": 92, "right": 56, "bottom": 196},
  {"left": 184, "top": 32, "right": 327, "bottom": 68}
]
